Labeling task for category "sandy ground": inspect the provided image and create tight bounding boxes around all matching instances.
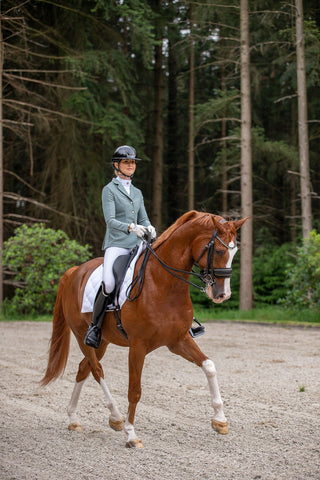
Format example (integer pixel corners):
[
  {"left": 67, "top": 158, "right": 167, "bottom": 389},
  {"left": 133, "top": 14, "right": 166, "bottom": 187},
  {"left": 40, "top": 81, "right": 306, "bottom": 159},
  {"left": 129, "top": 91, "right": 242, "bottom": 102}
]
[{"left": 0, "top": 320, "right": 319, "bottom": 480}]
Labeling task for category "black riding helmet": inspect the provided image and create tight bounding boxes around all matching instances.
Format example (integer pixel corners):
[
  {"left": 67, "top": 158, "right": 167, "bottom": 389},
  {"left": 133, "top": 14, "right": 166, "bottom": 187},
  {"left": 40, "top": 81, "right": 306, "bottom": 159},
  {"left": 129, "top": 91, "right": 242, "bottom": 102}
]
[
  {"left": 112, "top": 145, "right": 141, "bottom": 163},
  {"left": 112, "top": 145, "right": 141, "bottom": 179}
]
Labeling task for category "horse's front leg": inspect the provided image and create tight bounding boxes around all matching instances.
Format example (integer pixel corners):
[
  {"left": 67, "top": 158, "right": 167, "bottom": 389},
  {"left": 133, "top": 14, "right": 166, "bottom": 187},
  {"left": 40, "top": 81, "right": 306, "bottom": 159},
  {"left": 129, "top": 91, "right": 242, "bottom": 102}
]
[
  {"left": 202, "top": 358, "right": 229, "bottom": 434},
  {"left": 125, "top": 344, "right": 146, "bottom": 448},
  {"left": 169, "top": 335, "right": 229, "bottom": 435}
]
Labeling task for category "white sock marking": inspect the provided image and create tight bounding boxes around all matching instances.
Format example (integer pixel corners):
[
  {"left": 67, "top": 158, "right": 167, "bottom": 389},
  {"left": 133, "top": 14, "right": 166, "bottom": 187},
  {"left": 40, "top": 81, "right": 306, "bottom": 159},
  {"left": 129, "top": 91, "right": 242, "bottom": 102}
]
[
  {"left": 67, "top": 379, "right": 86, "bottom": 424},
  {"left": 99, "top": 378, "right": 122, "bottom": 422},
  {"left": 202, "top": 359, "right": 227, "bottom": 423}
]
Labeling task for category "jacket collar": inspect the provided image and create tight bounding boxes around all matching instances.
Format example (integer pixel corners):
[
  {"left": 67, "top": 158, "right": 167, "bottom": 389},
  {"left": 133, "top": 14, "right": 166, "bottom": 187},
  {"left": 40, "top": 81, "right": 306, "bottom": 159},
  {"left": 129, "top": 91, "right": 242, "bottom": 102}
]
[{"left": 112, "top": 177, "right": 135, "bottom": 199}]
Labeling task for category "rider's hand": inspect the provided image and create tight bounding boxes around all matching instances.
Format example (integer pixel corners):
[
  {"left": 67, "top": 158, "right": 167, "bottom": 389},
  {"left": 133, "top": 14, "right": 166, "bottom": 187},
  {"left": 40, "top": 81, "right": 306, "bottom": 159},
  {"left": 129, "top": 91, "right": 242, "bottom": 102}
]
[
  {"left": 128, "top": 223, "right": 147, "bottom": 238},
  {"left": 147, "top": 225, "right": 157, "bottom": 240}
]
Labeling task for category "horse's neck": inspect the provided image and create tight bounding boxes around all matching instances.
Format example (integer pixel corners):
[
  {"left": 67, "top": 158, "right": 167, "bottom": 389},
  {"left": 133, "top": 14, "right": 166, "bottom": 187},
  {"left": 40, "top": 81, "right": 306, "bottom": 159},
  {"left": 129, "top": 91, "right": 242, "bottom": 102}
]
[{"left": 155, "top": 223, "right": 199, "bottom": 271}]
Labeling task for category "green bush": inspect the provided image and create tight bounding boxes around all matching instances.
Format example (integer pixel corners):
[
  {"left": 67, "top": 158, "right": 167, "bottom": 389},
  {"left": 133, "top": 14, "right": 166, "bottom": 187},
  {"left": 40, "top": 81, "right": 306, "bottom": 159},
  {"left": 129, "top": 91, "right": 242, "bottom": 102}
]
[
  {"left": 253, "top": 242, "right": 296, "bottom": 304},
  {"left": 3, "top": 223, "right": 91, "bottom": 315},
  {"left": 191, "top": 242, "right": 296, "bottom": 311},
  {"left": 190, "top": 232, "right": 320, "bottom": 312},
  {"left": 281, "top": 230, "right": 320, "bottom": 310}
]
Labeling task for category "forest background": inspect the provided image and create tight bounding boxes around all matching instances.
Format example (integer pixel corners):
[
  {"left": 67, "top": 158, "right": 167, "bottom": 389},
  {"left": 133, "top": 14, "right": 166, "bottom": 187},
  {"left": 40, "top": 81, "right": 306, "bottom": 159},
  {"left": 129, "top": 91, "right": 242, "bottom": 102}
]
[{"left": 1, "top": 0, "right": 320, "bottom": 314}]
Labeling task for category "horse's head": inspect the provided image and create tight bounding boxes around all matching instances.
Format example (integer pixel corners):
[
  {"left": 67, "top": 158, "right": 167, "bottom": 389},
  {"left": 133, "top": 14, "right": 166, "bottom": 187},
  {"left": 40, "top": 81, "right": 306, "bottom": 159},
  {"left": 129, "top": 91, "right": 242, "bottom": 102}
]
[{"left": 193, "top": 215, "right": 248, "bottom": 304}]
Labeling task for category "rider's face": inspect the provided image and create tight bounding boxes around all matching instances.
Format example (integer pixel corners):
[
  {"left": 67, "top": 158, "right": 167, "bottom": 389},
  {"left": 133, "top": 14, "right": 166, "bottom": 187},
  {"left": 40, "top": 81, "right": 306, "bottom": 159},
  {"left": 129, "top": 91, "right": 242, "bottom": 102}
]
[{"left": 116, "top": 159, "right": 136, "bottom": 178}]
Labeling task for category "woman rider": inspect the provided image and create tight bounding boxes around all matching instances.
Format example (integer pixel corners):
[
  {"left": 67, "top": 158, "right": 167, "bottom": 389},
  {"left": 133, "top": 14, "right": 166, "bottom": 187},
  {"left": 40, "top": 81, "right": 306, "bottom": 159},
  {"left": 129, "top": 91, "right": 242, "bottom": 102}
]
[{"left": 84, "top": 145, "right": 156, "bottom": 348}]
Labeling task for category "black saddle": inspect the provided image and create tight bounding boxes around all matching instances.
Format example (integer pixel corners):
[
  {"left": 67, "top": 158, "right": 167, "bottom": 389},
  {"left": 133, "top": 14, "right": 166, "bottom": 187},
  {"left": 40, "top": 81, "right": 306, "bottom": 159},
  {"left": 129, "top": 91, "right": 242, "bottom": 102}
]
[{"left": 112, "top": 245, "right": 139, "bottom": 306}]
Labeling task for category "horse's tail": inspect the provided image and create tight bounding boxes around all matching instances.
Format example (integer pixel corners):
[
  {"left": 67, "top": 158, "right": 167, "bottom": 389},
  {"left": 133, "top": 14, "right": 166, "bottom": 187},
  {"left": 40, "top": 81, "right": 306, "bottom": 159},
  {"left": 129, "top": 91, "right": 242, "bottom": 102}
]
[{"left": 41, "top": 267, "right": 77, "bottom": 386}]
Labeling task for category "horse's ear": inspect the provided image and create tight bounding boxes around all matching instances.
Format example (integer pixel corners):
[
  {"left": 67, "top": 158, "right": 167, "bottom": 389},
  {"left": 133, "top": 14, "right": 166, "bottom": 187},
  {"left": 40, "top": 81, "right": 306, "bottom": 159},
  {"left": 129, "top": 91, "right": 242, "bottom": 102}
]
[
  {"left": 232, "top": 216, "right": 249, "bottom": 231},
  {"left": 211, "top": 216, "right": 226, "bottom": 235}
]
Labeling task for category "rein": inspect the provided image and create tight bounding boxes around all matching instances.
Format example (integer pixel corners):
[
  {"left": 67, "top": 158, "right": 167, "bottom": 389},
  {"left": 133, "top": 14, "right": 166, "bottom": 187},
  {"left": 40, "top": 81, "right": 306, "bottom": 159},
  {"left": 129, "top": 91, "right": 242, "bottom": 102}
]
[
  {"left": 126, "top": 230, "right": 235, "bottom": 301},
  {"left": 126, "top": 243, "right": 151, "bottom": 301}
]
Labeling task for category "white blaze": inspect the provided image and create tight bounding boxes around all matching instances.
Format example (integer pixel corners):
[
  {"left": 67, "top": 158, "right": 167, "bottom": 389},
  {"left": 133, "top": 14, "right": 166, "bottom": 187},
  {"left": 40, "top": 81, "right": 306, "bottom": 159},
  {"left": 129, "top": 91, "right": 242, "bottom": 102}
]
[{"left": 223, "top": 241, "right": 237, "bottom": 298}]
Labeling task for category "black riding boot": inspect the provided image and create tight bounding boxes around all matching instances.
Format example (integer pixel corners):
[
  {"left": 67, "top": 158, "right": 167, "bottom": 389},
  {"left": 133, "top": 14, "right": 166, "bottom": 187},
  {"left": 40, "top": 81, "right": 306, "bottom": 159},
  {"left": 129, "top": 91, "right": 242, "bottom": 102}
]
[{"left": 84, "top": 283, "right": 111, "bottom": 349}]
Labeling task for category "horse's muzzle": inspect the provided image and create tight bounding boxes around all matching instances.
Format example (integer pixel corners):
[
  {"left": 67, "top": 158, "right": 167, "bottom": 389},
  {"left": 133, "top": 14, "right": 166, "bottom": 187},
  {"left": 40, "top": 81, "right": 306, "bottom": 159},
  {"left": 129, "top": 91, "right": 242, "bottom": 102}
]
[
  {"left": 205, "top": 284, "right": 231, "bottom": 304},
  {"left": 212, "top": 292, "right": 230, "bottom": 304}
]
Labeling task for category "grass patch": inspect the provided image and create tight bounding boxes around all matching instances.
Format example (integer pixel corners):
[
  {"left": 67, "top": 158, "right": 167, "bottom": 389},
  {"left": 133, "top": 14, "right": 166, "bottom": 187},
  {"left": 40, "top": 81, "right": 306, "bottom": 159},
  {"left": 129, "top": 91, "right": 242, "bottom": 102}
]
[
  {"left": 0, "top": 312, "right": 52, "bottom": 322},
  {"left": 193, "top": 305, "right": 320, "bottom": 326},
  {"left": 1, "top": 305, "right": 319, "bottom": 327}
]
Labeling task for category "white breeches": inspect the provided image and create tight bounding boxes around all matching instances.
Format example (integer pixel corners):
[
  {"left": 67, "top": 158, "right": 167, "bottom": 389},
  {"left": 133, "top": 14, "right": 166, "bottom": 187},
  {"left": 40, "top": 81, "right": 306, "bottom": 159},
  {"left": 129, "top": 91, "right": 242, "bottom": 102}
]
[{"left": 103, "top": 246, "right": 131, "bottom": 293}]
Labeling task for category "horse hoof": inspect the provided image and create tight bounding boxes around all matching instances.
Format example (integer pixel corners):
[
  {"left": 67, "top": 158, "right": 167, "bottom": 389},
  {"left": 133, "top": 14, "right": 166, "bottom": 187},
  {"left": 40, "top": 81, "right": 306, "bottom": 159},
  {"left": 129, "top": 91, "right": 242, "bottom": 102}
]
[
  {"left": 109, "top": 418, "right": 124, "bottom": 431},
  {"left": 68, "top": 422, "right": 82, "bottom": 432},
  {"left": 125, "top": 439, "right": 144, "bottom": 449},
  {"left": 211, "top": 419, "right": 229, "bottom": 435}
]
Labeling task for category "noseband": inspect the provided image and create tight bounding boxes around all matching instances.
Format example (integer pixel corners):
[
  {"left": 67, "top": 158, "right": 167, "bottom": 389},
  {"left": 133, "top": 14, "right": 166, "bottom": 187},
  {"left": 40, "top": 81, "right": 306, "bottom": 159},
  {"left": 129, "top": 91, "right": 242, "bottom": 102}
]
[{"left": 194, "top": 230, "right": 235, "bottom": 287}]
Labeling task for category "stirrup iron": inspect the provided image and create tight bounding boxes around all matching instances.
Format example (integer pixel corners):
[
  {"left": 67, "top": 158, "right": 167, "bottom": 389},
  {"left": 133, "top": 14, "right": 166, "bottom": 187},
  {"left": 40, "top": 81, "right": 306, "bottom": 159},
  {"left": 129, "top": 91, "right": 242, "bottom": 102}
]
[{"left": 189, "top": 317, "right": 205, "bottom": 338}]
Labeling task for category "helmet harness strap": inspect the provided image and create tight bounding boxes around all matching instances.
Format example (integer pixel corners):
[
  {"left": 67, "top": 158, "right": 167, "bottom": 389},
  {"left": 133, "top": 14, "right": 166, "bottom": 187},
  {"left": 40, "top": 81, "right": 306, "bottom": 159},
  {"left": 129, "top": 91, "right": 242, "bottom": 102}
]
[{"left": 113, "top": 160, "right": 135, "bottom": 180}]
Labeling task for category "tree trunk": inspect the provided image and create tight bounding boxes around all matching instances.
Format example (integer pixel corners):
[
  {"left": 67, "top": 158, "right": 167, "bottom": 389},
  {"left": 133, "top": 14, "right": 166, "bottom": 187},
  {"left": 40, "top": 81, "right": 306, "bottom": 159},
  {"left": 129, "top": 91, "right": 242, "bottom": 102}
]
[
  {"left": 290, "top": 99, "right": 297, "bottom": 242},
  {"left": 240, "top": 0, "right": 253, "bottom": 310},
  {"left": 167, "top": 21, "right": 179, "bottom": 224},
  {"left": 296, "top": 0, "right": 312, "bottom": 238},
  {"left": 220, "top": 48, "right": 228, "bottom": 217},
  {"left": 221, "top": 118, "right": 227, "bottom": 217},
  {"left": 188, "top": 5, "right": 195, "bottom": 211},
  {"left": 0, "top": 12, "right": 3, "bottom": 306},
  {"left": 151, "top": 13, "right": 164, "bottom": 230}
]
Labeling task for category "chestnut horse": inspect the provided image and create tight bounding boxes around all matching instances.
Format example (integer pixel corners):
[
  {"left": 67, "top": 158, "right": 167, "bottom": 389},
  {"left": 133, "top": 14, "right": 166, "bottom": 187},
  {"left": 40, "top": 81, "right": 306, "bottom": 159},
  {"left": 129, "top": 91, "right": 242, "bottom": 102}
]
[{"left": 41, "top": 210, "right": 247, "bottom": 448}]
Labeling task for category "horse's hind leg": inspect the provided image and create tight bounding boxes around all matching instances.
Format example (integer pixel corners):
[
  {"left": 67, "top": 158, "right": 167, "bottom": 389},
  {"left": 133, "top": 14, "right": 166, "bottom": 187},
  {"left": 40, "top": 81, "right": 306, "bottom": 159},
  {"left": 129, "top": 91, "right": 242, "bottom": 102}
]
[
  {"left": 68, "top": 378, "right": 86, "bottom": 431},
  {"left": 68, "top": 342, "right": 123, "bottom": 432},
  {"left": 99, "top": 377, "right": 124, "bottom": 431},
  {"left": 67, "top": 357, "right": 91, "bottom": 431},
  {"left": 169, "top": 335, "right": 229, "bottom": 434}
]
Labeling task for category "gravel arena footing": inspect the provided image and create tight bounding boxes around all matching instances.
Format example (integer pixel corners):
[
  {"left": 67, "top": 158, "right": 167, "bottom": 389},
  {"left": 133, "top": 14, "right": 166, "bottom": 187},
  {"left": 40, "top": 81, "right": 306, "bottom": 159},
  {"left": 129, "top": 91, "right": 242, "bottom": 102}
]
[{"left": 0, "top": 321, "right": 319, "bottom": 480}]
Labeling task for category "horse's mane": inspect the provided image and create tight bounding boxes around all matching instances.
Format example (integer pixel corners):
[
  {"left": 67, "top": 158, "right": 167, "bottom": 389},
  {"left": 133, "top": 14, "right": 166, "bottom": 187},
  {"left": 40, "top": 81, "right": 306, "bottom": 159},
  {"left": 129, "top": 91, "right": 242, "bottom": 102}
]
[{"left": 153, "top": 210, "right": 220, "bottom": 250}]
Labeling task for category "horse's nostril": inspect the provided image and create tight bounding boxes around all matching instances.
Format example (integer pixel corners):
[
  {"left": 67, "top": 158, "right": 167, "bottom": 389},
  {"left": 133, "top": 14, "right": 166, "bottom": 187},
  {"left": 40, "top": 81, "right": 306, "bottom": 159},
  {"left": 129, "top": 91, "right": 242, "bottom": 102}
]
[{"left": 214, "top": 293, "right": 226, "bottom": 300}]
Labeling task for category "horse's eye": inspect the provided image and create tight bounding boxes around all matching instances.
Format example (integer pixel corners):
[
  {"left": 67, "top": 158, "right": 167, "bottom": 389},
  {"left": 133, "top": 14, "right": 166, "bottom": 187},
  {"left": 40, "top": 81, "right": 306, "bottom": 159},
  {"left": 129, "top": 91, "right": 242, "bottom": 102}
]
[{"left": 215, "top": 249, "right": 225, "bottom": 257}]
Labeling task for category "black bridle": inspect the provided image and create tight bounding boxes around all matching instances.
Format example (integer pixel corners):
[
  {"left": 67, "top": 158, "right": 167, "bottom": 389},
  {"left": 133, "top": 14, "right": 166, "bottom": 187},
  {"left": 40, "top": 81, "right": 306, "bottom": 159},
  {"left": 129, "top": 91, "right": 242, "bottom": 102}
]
[
  {"left": 194, "top": 230, "right": 235, "bottom": 286},
  {"left": 126, "top": 230, "right": 237, "bottom": 301}
]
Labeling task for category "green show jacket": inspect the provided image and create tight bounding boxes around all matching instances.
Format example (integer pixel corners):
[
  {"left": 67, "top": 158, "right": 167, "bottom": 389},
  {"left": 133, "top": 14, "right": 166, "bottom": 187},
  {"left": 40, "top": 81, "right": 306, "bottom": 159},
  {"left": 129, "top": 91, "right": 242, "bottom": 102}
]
[{"left": 101, "top": 177, "right": 151, "bottom": 250}]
